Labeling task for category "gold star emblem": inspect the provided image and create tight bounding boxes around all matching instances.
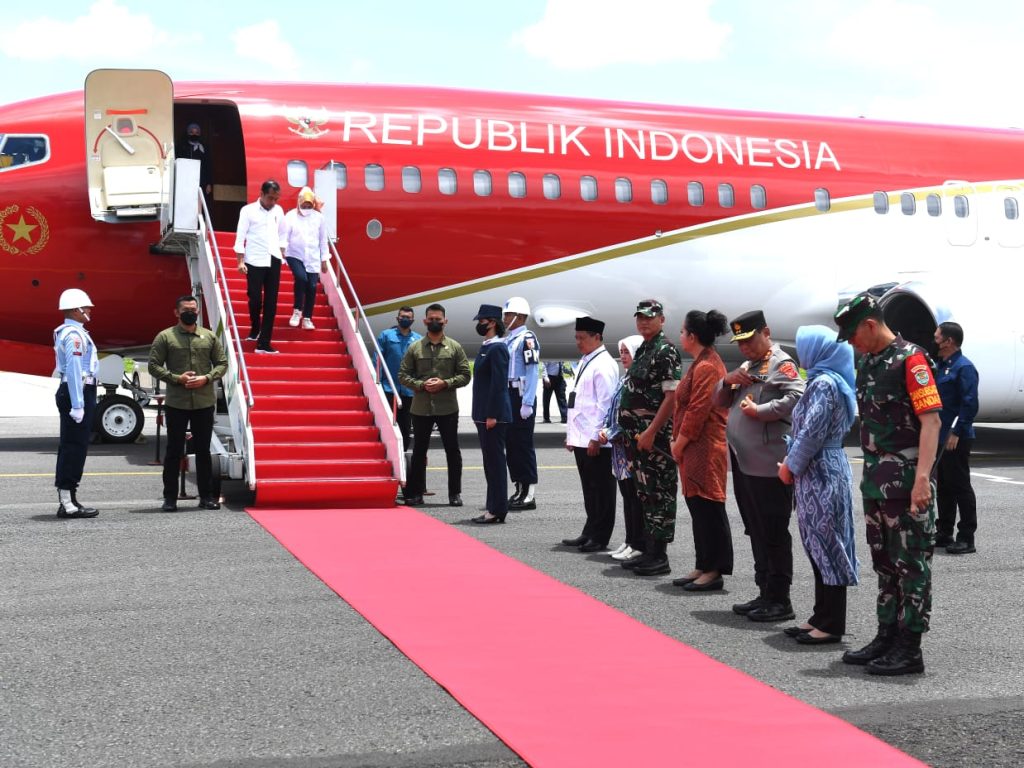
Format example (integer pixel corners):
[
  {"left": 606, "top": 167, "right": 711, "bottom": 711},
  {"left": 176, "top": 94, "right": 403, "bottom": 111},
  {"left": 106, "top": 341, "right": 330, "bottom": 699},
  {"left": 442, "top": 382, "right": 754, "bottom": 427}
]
[{"left": 6, "top": 215, "right": 37, "bottom": 244}]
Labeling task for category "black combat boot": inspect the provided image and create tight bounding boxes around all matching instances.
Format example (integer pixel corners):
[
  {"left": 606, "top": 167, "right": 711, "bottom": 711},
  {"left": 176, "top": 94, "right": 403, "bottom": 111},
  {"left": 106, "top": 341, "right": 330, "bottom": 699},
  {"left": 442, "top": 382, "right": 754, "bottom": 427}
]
[
  {"left": 507, "top": 482, "right": 524, "bottom": 507},
  {"left": 842, "top": 623, "right": 897, "bottom": 666},
  {"left": 866, "top": 629, "right": 924, "bottom": 676},
  {"left": 633, "top": 540, "right": 671, "bottom": 576},
  {"left": 71, "top": 489, "right": 98, "bottom": 515}
]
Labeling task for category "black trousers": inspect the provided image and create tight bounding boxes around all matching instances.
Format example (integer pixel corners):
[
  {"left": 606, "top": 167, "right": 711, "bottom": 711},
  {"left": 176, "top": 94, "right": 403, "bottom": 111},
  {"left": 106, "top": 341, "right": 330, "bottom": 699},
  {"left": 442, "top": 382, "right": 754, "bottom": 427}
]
[
  {"left": 936, "top": 437, "right": 977, "bottom": 543},
  {"left": 246, "top": 258, "right": 281, "bottom": 347},
  {"left": 573, "top": 447, "right": 616, "bottom": 546},
  {"left": 407, "top": 412, "right": 461, "bottom": 497},
  {"left": 543, "top": 375, "right": 568, "bottom": 422},
  {"left": 507, "top": 388, "right": 538, "bottom": 485},
  {"left": 285, "top": 257, "right": 320, "bottom": 318},
  {"left": 684, "top": 495, "right": 734, "bottom": 575},
  {"left": 808, "top": 559, "right": 847, "bottom": 636},
  {"left": 730, "top": 449, "right": 793, "bottom": 603},
  {"left": 163, "top": 405, "right": 216, "bottom": 501},
  {"left": 54, "top": 383, "right": 97, "bottom": 491},
  {"left": 477, "top": 422, "right": 508, "bottom": 518},
  {"left": 618, "top": 476, "right": 645, "bottom": 549},
  {"left": 385, "top": 391, "right": 413, "bottom": 451}
]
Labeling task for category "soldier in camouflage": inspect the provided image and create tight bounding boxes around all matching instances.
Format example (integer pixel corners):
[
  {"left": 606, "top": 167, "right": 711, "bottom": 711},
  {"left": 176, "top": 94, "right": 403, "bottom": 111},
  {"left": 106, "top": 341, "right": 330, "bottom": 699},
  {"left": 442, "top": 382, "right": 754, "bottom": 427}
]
[
  {"left": 835, "top": 293, "right": 941, "bottom": 676},
  {"left": 618, "top": 299, "right": 682, "bottom": 577}
]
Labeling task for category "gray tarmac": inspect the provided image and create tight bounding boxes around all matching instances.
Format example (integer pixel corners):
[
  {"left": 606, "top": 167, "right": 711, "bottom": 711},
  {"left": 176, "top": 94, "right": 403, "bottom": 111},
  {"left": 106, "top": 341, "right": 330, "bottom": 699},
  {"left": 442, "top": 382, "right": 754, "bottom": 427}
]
[{"left": 2, "top": 375, "right": 1022, "bottom": 767}]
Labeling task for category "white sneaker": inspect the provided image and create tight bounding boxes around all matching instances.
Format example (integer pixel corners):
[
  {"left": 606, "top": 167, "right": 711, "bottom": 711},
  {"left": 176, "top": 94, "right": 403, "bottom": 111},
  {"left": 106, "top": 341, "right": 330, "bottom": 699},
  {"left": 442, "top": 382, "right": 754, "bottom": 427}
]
[
  {"left": 611, "top": 546, "right": 634, "bottom": 561},
  {"left": 621, "top": 549, "right": 644, "bottom": 561},
  {"left": 301, "top": 317, "right": 315, "bottom": 330},
  {"left": 289, "top": 309, "right": 301, "bottom": 327},
  {"left": 608, "top": 542, "right": 628, "bottom": 557}
]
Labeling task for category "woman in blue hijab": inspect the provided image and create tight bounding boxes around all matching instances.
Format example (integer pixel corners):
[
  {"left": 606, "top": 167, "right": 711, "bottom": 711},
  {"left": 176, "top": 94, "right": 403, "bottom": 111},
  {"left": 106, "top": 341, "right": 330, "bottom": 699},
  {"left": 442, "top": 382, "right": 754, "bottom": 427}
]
[{"left": 778, "top": 325, "right": 859, "bottom": 644}]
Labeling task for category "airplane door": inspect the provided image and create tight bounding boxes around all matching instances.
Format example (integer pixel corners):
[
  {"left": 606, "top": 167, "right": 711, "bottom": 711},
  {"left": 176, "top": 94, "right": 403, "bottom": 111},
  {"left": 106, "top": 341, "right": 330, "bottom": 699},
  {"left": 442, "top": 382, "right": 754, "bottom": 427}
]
[
  {"left": 85, "top": 69, "right": 174, "bottom": 223},
  {"left": 942, "top": 180, "right": 977, "bottom": 247}
]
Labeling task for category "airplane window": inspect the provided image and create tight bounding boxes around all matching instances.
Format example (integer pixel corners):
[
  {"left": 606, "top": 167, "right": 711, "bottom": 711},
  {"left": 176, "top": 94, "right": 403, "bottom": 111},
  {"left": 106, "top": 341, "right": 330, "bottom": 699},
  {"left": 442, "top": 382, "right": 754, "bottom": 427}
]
[
  {"left": 365, "top": 164, "right": 385, "bottom": 192},
  {"left": 439, "top": 168, "right": 457, "bottom": 195},
  {"left": 718, "top": 183, "right": 735, "bottom": 208},
  {"left": 687, "top": 181, "right": 704, "bottom": 206},
  {"left": 287, "top": 159, "right": 308, "bottom": 188},
  {"left": 474, "top": 170, "right": 492, "bottom": 196},
  {"left": 615, "top": 178, "right": 632, "bottom": 203},
  {"left": 814, "top": 188, "right": 830, "bottom": 212},
  {"left": 543, "top": 173, "right": 561, "bottom": 200},
  {"left": 508, "top": 171, "right": 526, "bottom": 198},
  {"left": 750, "top": 184, "right": 766, "bottom": 210},
  {"left": 651, "top": 179, "right": 668, "bottom": 205},
  {"left": 900, "top": 193, "right": 916, "bottom": 215},
  {"left": 873, "top": 192, "right": 889, "bottom": 214},
  {"left": 580, "top": 175, "right": 598, "bottom": 201},
  {"left": 1006, "top": 197, "right": 1020, "bottom": 220},
  {"left": 954, "top": 195, "right": 969, "bottom": 218},
  {"left": 926, "top": 194, "right": 942, "bottom": 217},
  {"left": 366, "top": 219, "right": 383, "bottom": 239},
  {"left": 0, "top": 134, "right": 49, "bottom": 170},
  {"left": 321, "top": 161, "right": 347, "bottom": 189},
  {"left": 401, "top": 166, "right": 421, "bottom": 193}
]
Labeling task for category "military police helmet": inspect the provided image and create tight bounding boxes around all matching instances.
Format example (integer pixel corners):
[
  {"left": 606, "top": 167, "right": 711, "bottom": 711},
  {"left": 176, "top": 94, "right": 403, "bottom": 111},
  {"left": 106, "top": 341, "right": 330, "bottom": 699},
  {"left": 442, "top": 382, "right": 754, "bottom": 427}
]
[
  {"left": 503, "top": 296, "right": 530, "bottom": 317},
  {"left": 58, "top": 288, "right": 94, "bottom": 310}
]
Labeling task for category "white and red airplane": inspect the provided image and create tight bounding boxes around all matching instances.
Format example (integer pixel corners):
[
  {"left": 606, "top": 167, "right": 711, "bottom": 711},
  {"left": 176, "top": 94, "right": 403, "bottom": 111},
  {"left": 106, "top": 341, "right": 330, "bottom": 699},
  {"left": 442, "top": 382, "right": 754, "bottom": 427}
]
[{"left": 3, "top": 72, "right": 1022, "bottom": 420}]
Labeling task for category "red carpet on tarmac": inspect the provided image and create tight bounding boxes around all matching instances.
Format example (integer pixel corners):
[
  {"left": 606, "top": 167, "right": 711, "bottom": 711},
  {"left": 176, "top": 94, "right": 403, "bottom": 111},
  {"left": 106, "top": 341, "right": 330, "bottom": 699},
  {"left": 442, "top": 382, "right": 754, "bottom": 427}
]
[{"left": 250, "top": 507, "right": 924, "bottom": 768}]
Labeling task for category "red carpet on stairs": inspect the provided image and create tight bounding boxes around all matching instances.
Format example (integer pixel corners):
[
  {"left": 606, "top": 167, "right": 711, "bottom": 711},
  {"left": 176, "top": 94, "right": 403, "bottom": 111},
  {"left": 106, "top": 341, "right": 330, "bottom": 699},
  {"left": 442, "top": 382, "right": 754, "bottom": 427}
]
[
  {"left": 216, "top": 231, "right": 398, "bottom": 508},
  {"left": 250, "top": 506, "right": 926, "bottom": 768}
]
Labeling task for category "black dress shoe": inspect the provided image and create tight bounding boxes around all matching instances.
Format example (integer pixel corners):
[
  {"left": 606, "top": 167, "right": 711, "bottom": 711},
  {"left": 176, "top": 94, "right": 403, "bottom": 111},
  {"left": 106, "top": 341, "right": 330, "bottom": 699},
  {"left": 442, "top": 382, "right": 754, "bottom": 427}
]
[
  {"left": 561, "top": 535, "right": 589, "bottom": 547},
  {"left": 402, "top": 495, "right": 424, "bottom": 506},
  {"left": 198, "top": 498, "right": 221, "bottom": 510},
  {"left": 510, "top": 499, "right": 536, "bottom": 511},
  {"left": 946, "top": 541, "right": 976, "bottom": 554},
  {"left": 747, "top": 602, "right": 796, "bottom": 622},
  {"left": 672, "top": 576, "right": 698, "bottom": 587},
  {"left": 783, "top": 626, "right": 810, "bottom": 638},
  {"left": 933, "top": 534, "right": 955, "bottom": 548},
  {"left": 56, "top": 504, "right": 99, "bottom": 518},
  {"left": 796, "top": 632, "right": 842, "bottom": 645},
  {"left": 579, "top": 540, "right": 607, "bottom": 553},
  {"left": 682, "top": 576, "right": 723, "bottom": 592},
  {"left": 471, "top": 514, "right": 505, "bottom": 524},
  {"left": 732, "top": 596, "right": 768, "bottom": 616},
  {"left": 448, "top": 494, "right": 463, "bottom": 507},
  {"left": 161, "top": 499, "right": 178, "bottom": 512}
]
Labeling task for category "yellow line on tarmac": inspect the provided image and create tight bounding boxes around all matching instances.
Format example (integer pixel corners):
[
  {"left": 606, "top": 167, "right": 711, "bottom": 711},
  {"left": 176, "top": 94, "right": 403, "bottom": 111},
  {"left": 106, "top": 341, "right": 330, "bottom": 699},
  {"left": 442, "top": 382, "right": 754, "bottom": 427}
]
[{"left": 0, "top": 471, "right": 161, "bottom": 478}]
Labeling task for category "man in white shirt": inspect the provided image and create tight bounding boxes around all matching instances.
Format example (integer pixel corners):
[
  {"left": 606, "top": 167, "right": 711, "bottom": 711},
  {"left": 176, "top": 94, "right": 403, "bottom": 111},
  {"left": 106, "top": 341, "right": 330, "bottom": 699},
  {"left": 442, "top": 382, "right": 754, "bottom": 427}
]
[
  {"left": 234, "top": 179, "right": 287, "bottom": 353},
  {"left": 561, "top": 316, "right": 621, "bottom": 552}
]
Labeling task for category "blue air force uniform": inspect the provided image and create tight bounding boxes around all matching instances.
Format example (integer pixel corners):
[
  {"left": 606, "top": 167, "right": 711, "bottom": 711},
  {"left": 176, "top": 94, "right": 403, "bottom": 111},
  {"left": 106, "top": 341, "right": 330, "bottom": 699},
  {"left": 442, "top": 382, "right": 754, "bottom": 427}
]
[
  {"left": 53, "top": 318, "right": 99, "bottom": 497},
  {"left": 504, "top": 325, "right": 541, "bottom": 496}
]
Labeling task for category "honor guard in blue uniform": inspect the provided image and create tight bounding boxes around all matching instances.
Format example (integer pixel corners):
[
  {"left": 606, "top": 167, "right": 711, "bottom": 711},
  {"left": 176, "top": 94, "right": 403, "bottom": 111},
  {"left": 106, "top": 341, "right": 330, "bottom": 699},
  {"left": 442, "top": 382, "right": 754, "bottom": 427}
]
[
  {"left": 53, "top": 288, "right": 100, "bottom": 518},
  {"left": 502, "top": 296, "right": 541, "bottom": 510}
]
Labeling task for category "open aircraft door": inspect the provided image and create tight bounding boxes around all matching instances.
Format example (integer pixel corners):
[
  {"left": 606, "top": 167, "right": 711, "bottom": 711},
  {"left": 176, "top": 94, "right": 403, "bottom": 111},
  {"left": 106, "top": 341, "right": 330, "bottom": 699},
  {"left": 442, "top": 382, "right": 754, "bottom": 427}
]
[{"left": 85, "top": 69, "right": 173, "bottom": 223}]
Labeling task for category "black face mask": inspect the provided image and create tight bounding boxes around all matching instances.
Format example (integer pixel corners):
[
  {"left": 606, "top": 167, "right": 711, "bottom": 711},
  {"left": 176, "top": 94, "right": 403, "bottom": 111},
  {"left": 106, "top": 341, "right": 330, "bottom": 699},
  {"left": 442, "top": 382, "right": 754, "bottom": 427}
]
[
  {"left": 475, "top": 321, "right": 491, "bottom": 336},
  {"left": 180, "top": 310, "right": 198, "bottom": 326},
  {"left": 426, "top": 320, "right": 444, "bottom": 333},
  {"left": 397, "top": 317, "right": 413, "bottom": 329}
]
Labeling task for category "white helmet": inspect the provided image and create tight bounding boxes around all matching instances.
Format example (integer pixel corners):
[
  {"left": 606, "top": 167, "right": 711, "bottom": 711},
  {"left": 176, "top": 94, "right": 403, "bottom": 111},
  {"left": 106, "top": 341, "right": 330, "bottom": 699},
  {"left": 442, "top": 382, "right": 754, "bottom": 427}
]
[
  {"left": 503, "top": 296, "right": 530, "bottom": 317},
  {"left": 58, "top": 288, "right": 94, "bottom": 310}
]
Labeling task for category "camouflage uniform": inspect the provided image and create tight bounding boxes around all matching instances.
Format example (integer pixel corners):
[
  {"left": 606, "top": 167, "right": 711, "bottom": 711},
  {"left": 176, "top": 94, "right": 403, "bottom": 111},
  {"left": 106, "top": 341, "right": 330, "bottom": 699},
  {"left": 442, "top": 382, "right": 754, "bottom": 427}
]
[
  {"left": 857, "top": 335, "right": 942, "bottom": 632},
  {"left": 619, "top": 331, "right": 681, "bottom": 542}
]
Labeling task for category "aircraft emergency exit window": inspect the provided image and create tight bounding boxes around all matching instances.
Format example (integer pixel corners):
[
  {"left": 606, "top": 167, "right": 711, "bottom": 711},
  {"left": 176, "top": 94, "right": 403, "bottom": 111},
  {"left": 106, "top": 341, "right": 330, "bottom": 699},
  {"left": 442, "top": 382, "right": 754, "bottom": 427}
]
[
  {"left": 365, "top": 164, "right": 385, "bottom": 191},
  {"left": 474, "top": 170, "right": 492, "bottom": 196},
  {"left": 287, "top": 160, "right": 308, "bottom": 188},
  {"left": 438, "top": 168, "right": 457, "bottom": 195},
  {"left": 651, "top": 179, "right": 668, "bottom": 205},
  {"left": 873, "top": 192, "right": 889, "bottom": 214},
  {"left": 580, "top": 175, "right": 598, "bottom": 201},
  {"left": 1005, "top": 197, "right": 1020, "bottom": 220},
  {"left": 322, "top": 161, "right": 347, "bottom": 189},
  {"left": 901, "top": 193, "right": 916, "bottom": 215},
  {"left": 508, "top": 172, "right": 527, "bottom": 198},
  {"left": 954, "top": 195, "right": 969, "bottom": 218},
  {"left": 0, "top": 134, "right": 49, "bottom": 170},
  {"left": 814, "top": 188, "right": 830, "bottom": 212},
  {"left": 615, "top": 178, "right": 632, "bottom": 203},
  {"left": 750, "top": 185, "right": 767, "bottom": 210},
  {"left": 402, "top": 166, "right": 421, "bottom": 193},
  {"left": 687, "top": 181, "right": 704, "bottom": 206},
  {"left": 926, "top": 194, "right": 942, "bottom": 217},
  {"left": 543, "top": 173, "right": 561, "bottom": 200},
  {"left": 718, "top": 183, "right": 735, "bottom": 208}
]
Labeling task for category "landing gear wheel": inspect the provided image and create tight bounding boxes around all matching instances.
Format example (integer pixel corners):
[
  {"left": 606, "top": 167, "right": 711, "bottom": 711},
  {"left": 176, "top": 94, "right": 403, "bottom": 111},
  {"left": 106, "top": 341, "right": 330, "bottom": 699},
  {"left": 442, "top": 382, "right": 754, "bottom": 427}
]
[{"left": 95, "top": 394, "right": 145, "bottom": 443}]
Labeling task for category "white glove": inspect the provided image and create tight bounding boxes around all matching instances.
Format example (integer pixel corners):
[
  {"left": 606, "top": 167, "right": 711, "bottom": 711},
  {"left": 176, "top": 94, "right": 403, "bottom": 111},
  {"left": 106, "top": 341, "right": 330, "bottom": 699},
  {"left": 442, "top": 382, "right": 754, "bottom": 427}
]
[
  {"left": 69, "top": 407, "right": 85, "bottom": 423},
  {"left": 520, "top": 404, "right": 534, "bottom": 420}
]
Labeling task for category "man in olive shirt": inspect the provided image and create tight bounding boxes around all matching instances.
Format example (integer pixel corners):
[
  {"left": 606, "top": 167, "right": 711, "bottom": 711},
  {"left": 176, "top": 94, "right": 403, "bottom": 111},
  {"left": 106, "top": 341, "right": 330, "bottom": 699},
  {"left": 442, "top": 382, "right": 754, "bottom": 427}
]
[
  {"left": 149, "top": 295, "right": 228, "bottom": 511},
  {"left": 399, "top": 303, "right": 471, "bottom": 506}
]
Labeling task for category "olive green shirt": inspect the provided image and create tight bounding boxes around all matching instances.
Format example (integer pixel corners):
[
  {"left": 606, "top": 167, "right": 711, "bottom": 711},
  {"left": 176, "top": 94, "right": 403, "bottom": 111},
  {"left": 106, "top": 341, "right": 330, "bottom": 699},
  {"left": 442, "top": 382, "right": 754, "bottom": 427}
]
[
  {"left": 148, "top": 325, "right": 228, "bottom": 410},
  {"left": 398, "top": 334, "right": 471, "bottom": 416}
]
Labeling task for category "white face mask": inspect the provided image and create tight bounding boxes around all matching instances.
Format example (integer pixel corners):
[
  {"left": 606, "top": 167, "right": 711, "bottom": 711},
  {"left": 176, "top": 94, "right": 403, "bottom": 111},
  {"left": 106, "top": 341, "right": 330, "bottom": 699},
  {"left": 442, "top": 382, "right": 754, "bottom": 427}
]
[{"left": 299, "top": 204, "right": 314, "bottom": 215}]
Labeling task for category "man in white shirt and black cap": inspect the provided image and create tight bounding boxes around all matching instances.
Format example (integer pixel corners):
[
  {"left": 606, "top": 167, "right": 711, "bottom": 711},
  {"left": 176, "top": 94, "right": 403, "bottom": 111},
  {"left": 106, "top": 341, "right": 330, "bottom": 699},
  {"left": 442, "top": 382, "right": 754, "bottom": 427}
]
[{"left": 560, "top": 316, "right": 621, "bottom": 552}]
